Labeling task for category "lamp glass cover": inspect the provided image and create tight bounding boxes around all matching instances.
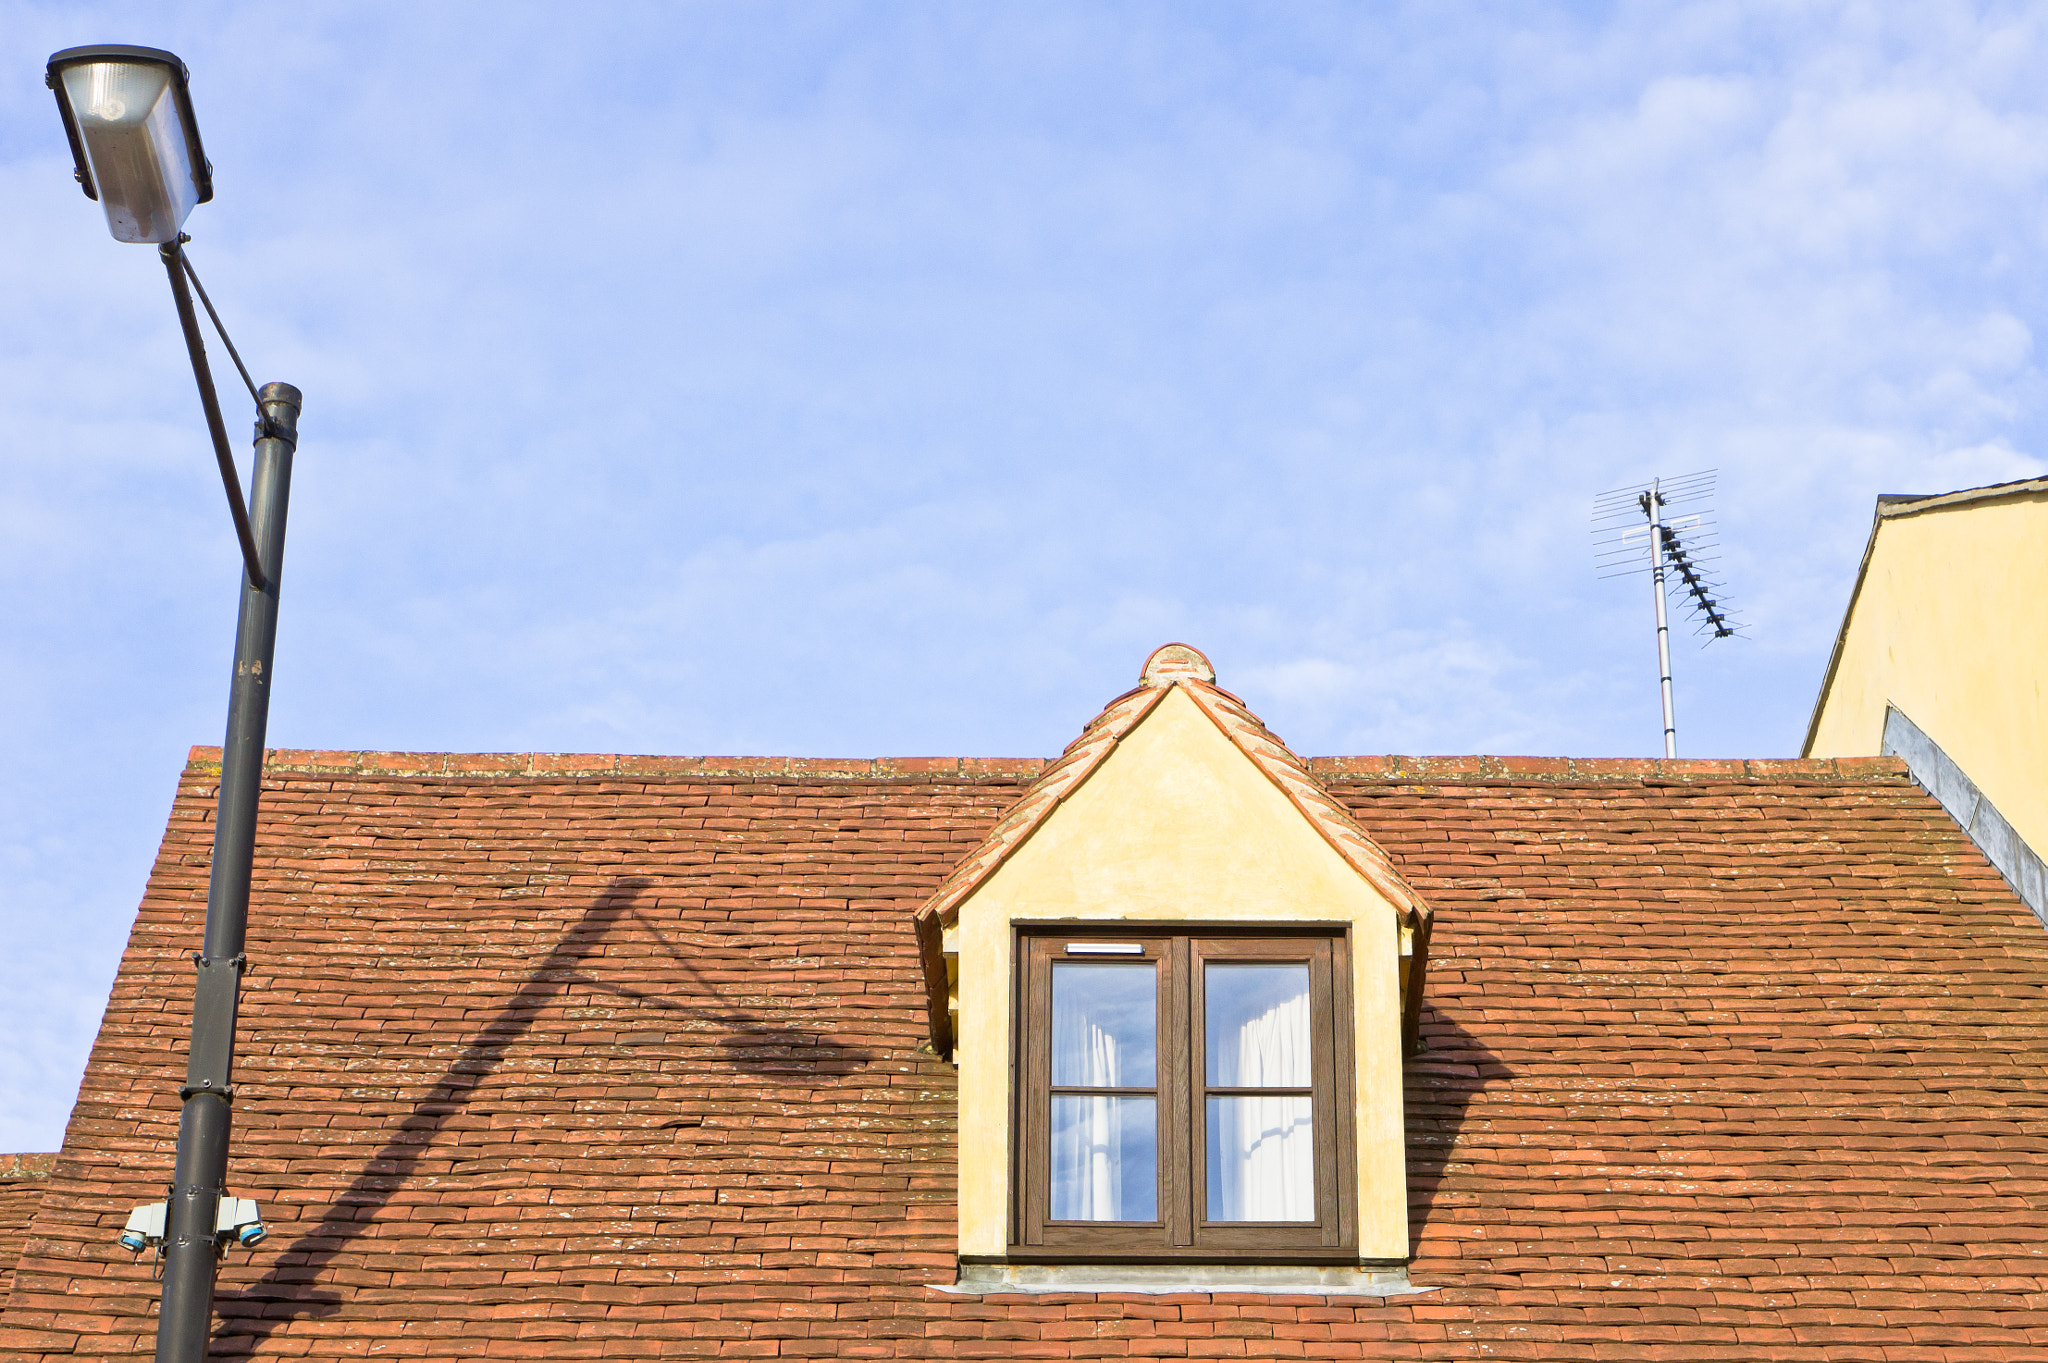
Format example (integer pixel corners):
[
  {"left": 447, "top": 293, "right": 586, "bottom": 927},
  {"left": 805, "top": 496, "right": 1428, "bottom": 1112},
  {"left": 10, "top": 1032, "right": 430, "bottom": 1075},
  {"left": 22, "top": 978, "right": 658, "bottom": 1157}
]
[{"left": 61, "top": 60, "right": 200, "bottom": 243}]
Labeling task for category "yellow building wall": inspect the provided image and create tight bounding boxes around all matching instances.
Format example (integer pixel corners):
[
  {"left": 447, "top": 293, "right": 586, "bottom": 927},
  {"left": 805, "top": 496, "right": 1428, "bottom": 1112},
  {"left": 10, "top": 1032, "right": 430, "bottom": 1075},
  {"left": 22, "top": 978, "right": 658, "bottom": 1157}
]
[
  {"left": 952, "top": 685, "right": 1410, "bottom": 1261},
  {"left": 1808, "top": 488, "right": 2048, "bottom": 854}
]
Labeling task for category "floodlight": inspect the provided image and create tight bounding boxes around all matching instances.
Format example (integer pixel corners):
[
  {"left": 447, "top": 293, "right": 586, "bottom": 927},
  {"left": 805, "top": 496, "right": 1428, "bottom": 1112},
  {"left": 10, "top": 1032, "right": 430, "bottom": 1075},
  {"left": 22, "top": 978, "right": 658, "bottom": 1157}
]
[{"left": 47, "top": 45, "right": 213, "bottom": 244}]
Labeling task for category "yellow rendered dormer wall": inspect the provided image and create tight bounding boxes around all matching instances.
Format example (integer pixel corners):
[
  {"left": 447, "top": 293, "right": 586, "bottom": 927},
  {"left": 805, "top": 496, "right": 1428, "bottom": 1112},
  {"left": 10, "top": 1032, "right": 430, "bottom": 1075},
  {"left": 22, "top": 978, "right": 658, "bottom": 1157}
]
[
  {"left": 1805, "top": 481, "right": 2048, "bottom": 856},
  {"left": 951, "top": 682, "right": 1411, "bottom": 1261}
]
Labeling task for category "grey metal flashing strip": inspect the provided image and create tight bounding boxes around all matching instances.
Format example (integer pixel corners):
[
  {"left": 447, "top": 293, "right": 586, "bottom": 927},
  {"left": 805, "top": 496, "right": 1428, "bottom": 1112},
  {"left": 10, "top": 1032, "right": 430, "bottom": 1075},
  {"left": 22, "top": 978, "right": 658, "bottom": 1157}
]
[
  {"left": 1883, "top": 705, "right": 2048, "bottom": 928},
  {"left": 937, "top": 1262, "right": 1429, "bottom": 1297},
  {"left": 1873, "top": 476, "right": 2048, "bottom": 522}
]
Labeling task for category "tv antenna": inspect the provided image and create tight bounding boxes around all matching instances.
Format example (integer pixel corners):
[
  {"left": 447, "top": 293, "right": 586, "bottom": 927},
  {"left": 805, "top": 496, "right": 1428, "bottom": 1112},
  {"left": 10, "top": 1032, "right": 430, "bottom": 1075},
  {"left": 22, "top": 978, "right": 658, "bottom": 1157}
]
[{"left": 1592, "top": 470, "right": 1740, "bottom": 757}]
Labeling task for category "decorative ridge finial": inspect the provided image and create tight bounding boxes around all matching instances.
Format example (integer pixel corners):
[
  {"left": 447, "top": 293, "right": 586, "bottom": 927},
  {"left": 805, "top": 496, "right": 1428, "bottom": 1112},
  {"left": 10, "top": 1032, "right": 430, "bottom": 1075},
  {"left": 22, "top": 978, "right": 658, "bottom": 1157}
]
[{"left": 1141, "top": 642, "right": 1215, "bottom": 688}]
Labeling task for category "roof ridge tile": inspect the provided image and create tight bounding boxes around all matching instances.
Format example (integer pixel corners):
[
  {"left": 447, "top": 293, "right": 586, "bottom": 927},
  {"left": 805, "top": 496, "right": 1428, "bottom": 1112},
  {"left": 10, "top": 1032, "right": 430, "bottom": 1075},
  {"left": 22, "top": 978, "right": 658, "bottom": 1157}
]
[
  {"left": 188, "top": 747, "right": 1911, "bottom": 786},
  {"left": 1301, "top": 755, "right": 1912, "bottom": 783},
  {"left": 186, "top": 747, "right": 1048, "bottom": 783}
]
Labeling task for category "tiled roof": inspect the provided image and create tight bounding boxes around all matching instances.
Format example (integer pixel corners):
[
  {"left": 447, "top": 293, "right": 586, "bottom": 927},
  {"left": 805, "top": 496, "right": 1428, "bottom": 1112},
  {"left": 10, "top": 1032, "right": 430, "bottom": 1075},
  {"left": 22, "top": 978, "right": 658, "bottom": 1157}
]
[
  {"left": 0, "top": 1156, "right": 54, "bottom": 1303},
  {"left": 5, "top": 748, "right": 2048, "bottom": 1360}
]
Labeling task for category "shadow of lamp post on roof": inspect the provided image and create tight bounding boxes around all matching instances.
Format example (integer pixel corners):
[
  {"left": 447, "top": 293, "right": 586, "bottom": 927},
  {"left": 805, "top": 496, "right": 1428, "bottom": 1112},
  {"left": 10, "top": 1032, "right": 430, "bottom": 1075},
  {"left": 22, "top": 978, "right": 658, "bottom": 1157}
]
[{"left": 46, "top": 43, "right": 297, "bottom": 1363}]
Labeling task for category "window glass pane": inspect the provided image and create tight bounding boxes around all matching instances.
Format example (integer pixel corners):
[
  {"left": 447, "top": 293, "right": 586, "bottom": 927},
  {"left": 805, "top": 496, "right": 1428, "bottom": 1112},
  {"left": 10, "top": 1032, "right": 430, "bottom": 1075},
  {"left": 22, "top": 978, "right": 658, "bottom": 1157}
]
[
  {"left": 1206, "top": 1096, "right": 1314, "bottom": 1221},
  {"left": 1205, "top": 963, "right": 1310, "bottom": 1087},
  {"left": 1051, "top": 1095, "right": 1158, "bottom": 1221},
  {"left": 1052, "top": 962, "right": 1156, "bottom": 1087}
]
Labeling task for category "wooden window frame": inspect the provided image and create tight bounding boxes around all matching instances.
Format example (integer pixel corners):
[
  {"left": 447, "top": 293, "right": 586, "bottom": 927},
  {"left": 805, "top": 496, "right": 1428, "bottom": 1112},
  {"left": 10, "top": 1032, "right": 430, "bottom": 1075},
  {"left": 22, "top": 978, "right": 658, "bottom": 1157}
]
[{"left": 1009, "top": 923, "right": 1356, "bottom": 1263}]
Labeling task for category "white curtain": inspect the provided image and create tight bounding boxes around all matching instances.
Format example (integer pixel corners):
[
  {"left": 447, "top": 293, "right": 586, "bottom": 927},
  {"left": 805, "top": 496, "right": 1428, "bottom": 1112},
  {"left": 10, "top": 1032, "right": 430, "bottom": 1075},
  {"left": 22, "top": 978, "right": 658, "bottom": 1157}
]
[
  {"left": 1209, "top": 984, "right": 1314, "bottom": 1221},
  {"left": 1050, "top": 981, "right": 1155, "bottom": 1221},
  {"left": 1055, "top": 992, "right": 1128, "bottom": 1088}
]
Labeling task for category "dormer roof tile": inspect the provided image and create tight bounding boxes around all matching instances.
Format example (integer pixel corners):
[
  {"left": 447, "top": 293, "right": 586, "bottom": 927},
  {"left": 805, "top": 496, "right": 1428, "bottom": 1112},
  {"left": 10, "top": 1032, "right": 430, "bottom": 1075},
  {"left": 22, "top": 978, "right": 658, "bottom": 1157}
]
[{"left": 914, "top": 644, "right": 1429, "bottom": 932}]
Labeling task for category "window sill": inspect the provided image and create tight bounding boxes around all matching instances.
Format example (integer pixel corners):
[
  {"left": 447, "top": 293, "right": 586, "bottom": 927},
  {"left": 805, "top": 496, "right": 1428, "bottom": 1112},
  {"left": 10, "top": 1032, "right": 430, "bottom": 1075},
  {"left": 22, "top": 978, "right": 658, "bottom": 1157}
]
[{"left": 937, "top": 1261, "right": 1428, "bottom": 1297}]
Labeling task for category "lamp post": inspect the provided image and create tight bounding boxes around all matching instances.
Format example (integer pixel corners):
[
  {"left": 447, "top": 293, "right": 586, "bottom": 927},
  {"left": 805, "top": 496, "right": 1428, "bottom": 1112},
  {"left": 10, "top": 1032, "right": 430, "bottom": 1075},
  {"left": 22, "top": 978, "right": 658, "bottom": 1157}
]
[{"left": 48, "top": 44, "right": 293, "bottom": 1363}]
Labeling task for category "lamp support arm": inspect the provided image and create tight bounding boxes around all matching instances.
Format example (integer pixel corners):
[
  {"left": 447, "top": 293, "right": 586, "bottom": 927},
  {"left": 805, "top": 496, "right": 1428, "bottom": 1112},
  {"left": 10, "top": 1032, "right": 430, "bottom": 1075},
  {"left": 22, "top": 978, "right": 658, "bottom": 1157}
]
[{"left": 160, "top": 241, "right": 265, "bottom": 591}]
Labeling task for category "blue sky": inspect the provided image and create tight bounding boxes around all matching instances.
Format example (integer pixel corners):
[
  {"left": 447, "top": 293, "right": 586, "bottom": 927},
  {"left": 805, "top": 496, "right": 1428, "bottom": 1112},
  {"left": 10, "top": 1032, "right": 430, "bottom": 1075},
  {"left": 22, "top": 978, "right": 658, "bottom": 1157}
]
[{"left": 3, "top": 2, "right": 2045, "bottom": 1148}]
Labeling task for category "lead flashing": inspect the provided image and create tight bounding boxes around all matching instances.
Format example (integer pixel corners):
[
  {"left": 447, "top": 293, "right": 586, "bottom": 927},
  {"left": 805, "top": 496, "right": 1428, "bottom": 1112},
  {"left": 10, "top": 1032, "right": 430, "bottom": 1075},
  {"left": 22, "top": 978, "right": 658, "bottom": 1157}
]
[{"left": 1883, "top": 705, "right": 2048, "bottom": 929}]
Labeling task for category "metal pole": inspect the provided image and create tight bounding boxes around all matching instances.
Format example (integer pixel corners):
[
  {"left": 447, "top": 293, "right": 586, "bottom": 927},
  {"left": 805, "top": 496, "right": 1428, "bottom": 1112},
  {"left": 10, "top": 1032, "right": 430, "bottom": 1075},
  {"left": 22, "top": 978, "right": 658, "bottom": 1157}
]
[
  {"left": 1644, "top": 478, "right": 1677, "bottom": 758},
  {"left": 154, "top": 381, "right": 300, "bottom": 1363}
]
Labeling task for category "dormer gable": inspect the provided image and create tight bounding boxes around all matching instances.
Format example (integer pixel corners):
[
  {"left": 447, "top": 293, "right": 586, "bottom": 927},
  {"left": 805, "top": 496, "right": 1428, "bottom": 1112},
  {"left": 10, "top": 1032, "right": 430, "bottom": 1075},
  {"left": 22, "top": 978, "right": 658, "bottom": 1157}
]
[{"left": 914, "top": 644, "right": 1432, "bottom": 1286}]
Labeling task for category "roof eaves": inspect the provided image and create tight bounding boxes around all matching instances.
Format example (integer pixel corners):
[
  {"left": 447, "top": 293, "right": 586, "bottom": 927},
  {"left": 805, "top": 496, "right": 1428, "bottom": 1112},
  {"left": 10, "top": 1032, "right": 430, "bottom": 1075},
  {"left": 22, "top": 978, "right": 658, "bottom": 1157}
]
[{"left": 913, "top": 684, "right": 1169, "bottom": 931}]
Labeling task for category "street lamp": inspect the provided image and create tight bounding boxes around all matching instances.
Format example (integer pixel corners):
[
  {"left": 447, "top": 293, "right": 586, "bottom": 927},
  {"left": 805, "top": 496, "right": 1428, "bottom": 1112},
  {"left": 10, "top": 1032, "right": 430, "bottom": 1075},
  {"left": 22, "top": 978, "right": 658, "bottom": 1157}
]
[
  {"left": 49, "top": 44, "right": 294, "bottom": 1363},
  {"left": 47, "top": 45, "right": 212, "bottom": 244}
]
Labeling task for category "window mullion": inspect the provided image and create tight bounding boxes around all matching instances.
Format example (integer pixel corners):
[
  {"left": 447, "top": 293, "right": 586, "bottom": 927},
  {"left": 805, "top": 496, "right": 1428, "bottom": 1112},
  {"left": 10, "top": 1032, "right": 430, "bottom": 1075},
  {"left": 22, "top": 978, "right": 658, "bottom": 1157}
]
[
  {"left": 1020, "top": 936, "right": 1049, "bottom": 1245},
  {"left": 1313, "top": 941, "right": 1340, "bottom": 1244},
  {"left": 1163, "top": 935, "right": 1194, "bottom": 1248}
]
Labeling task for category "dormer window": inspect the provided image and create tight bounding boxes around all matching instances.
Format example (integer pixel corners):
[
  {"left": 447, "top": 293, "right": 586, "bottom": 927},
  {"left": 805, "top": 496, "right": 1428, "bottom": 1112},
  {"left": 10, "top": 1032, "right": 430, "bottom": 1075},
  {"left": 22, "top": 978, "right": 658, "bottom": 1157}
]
[
  {"left": 915, "top": 644, "right": 1433, "bottom": 1294},
  {"left": 1015, "top": 928, "right": 1354, "bottom": 1259}
]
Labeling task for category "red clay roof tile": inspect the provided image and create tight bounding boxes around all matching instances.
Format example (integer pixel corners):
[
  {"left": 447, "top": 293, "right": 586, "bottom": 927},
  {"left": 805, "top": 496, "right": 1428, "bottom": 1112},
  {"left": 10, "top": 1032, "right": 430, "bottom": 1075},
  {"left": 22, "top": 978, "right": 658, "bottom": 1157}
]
[{"left": 0, "top": 1156, "right": 52, "bottom": 1305}]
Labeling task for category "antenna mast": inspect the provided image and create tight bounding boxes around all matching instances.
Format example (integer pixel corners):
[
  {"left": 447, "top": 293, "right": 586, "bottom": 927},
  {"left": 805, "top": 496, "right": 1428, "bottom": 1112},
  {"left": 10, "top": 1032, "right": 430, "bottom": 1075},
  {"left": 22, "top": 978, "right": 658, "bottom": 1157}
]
[
  {"left": 1593, "top": 470, "right": 1740, "bottom": 757},
  {"left": 1644, "top": 480, "right": 1677, "bottom": 757}
]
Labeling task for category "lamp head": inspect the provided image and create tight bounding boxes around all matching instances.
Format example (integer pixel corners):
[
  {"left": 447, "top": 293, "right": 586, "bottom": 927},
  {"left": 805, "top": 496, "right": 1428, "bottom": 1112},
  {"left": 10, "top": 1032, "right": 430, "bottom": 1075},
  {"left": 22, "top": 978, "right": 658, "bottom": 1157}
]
[{"left": 46, "top": 44, "right": 213, "bottom": 244}]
